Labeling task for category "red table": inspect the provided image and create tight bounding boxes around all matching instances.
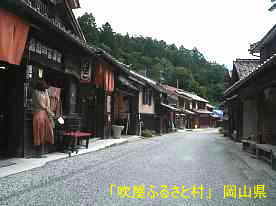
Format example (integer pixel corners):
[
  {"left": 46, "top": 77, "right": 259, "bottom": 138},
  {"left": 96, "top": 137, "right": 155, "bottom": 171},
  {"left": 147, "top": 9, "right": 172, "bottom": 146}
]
[{"left": 63, "top": 131, "right": 93, "bottom": 156}]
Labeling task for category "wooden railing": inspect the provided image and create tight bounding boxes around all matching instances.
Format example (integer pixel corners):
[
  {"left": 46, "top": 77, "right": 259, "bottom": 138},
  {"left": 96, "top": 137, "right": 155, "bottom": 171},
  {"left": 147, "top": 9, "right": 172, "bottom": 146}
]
[
  {"left": 24, "top": 0, "right": 49, "bottom": 16},
  {"left": 22, "top": 0, "right": 95, "bottom": 52}
]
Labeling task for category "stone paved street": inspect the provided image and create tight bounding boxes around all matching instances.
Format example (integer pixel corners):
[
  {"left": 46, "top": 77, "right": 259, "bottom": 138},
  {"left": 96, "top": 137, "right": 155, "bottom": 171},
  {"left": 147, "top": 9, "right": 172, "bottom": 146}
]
[{"left": 0, "top": 129, "right": 275, "bottom": 206}]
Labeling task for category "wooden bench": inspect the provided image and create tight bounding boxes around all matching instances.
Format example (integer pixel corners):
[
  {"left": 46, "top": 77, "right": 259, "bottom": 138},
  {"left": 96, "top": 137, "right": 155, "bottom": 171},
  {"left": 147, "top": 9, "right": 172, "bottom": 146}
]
[
  {"left": 256, "top": 144, "right": 276, "bottom": 170},
  {"left": 63, "top": 131, "right": 93, "bottom": 157},
  {"left": 241, "top": 139, "right": 257, "bottom": 155}
]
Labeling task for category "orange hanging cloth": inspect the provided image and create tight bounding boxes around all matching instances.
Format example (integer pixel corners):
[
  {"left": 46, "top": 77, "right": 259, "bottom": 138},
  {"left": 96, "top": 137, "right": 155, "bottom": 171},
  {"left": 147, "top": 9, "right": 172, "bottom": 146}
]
[
  {"left": 110, "top": 71, "right": 114, "bottom": 92},
  {"left": 95, "top": 63, "right": 104, "bottom": 88},
  {"left": 0, "top": 8, "right": 30, "bottom": 65},
  {"left": 107, "top": 70, "right": 111, "bottom": 92},
  {"left": 104, "top": 69, "right": 110, "bottom": 92}
]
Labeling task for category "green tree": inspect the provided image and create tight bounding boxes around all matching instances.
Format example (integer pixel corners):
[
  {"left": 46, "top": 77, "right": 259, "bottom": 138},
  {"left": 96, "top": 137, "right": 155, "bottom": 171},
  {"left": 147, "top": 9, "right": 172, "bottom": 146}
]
[
  {"left": 77, "top": 12, "right": 99, "bottom": 45},
  {"left": 77, "top": 12, "right": 228, "bottom": 103}
]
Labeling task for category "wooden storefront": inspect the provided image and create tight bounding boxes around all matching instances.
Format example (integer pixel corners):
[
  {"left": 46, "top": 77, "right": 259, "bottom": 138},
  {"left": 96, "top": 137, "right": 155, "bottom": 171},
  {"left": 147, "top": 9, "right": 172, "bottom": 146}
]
[{"left": 0, "top": 0, "right": 96, "bottom": 157}]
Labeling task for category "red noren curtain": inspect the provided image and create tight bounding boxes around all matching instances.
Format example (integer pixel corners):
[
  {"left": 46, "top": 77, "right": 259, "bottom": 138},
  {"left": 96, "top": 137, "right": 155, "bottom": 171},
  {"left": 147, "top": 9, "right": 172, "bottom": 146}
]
[
  {"left": 95, "top": 62, "right": 114, "bottom": 92},
  {"left": 0, "top": 8, "right": 30, "bottom": 65}
]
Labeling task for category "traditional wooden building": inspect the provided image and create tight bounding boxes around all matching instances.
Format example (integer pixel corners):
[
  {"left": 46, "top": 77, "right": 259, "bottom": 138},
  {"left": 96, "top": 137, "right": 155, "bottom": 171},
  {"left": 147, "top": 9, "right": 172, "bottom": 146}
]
[
  {"left": 101, "top": 53, "right": 145, "bottom": 137},
  {"left": 176, "top": 90, "right": 212, "bottom": 129},
  {"left": 0, "top": 0, "right": 97, "bottom": 158},
  {"left": 79, "top": 49, "right": 148, "bottom": 138},
  {"left": 126, "top": 71, "right": 179, "bottom": 134},
  {"left": 79, "top": 52, "right": 115, "bottom": 139},
  {"left": 161, "top": 85, "right": 183, "bottom": 130},
  {"left": 160, "top": 85, "right": 214, "bottom": 129},
  {"left": 175, "top": 90, "right": 195, "bottom": 129},
  {"left": 221, "top": 70, "right": 232, "bottom": 136},
  {"left": 162, "top": 85, "right": 187, "bottom": 129},
  {"left": 224, "top": 59, "right": 260, "bottom": 141},
  {"left": 224, "top": 26, "right": 276, "bottom": 169}
]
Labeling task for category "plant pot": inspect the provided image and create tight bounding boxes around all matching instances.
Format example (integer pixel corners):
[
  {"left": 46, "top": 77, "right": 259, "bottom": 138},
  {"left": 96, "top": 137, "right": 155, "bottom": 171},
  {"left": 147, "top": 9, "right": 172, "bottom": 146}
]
[{"left": 112, "top": 125, "right": 124, "bottom": 138}]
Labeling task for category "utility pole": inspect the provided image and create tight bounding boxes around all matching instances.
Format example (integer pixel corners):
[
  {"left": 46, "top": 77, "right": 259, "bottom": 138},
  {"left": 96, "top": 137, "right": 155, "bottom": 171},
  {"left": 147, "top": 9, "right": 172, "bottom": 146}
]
[{"left": 144, "top": 66, "right": 147, "bottom": 77}]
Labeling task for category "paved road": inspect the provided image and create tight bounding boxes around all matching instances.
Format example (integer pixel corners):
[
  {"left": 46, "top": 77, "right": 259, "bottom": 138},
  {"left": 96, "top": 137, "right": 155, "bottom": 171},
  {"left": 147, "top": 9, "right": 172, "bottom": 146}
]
[{"left": 0, "top": 130, "right": 275, "bottom": 206}]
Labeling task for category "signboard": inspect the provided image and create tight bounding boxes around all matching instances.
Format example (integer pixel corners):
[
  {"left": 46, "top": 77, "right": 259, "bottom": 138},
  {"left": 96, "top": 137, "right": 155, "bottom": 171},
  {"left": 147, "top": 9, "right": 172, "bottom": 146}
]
[
  {"left": 28, "top": 38, "right": 63, "bottom": 63},
  {"left": 80, "top": 60, "right": 92, "bottom": 83}
]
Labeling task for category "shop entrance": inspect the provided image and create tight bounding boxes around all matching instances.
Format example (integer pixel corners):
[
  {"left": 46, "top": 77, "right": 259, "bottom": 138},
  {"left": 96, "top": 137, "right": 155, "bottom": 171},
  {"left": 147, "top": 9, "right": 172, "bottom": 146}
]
[
  {"left": 0, "top": 68, "right": 9, "bottom": 157},
  {"left": 0, "top": 66, "right": 23, "bottom": 158}
]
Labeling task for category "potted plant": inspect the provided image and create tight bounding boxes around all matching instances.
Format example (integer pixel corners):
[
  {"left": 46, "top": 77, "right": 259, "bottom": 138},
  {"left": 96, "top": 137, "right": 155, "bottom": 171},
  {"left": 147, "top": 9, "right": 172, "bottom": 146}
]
[{"left": 112, "top": 119, "right": 125, "bottom": 138}]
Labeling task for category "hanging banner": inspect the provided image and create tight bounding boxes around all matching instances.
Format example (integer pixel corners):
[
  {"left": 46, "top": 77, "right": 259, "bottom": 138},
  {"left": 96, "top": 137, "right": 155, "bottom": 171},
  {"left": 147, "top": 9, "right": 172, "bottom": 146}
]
[
  {"left": 94, "top": 62, "right": 114, "bottom": 92},
  {"left": 0, "top": 8, "right": 30, "bottom": 65}
]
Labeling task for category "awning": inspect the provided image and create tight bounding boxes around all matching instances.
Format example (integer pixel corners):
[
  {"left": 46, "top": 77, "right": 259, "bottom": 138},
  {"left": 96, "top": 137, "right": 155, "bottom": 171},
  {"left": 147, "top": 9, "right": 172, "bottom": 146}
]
[
  {"left": 118, "top": 76, "right": 139, "bottom": 91},
  {"left": 194, "top": 109, "right": 213, "bottom": 114},
  {"left": 226, "top": 94, "right": 238, "bottom": 101},
  {"left": 160, "top": 103, "right": 180, "bottom": 112},
  {"left": 176, "top": 90, "right": 208, "bottom": 103},
  {"left": 183, "top": 109, "right": 195, "bottom": 115},
  {"left": 211, "top": 114, "right": 220, "bottom": 118},
  {"left": 128, "top": 75, "right": 146, "bottom": 86},
  {"left": 176, "top": 113, "right": 186, "bottom": 116},
  {"left": 206, "top": 104, "right": 215, "bottom": 109}
]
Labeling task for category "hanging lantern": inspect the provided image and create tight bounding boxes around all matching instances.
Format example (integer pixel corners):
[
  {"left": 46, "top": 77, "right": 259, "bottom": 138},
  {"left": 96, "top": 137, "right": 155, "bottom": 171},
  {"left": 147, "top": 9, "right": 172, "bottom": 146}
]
[
  {"left": 26, "top": 65, "right": 33, "bottom": 79},
  {"left": 38, "top": 68, "right": 44, "bottom": 78}
]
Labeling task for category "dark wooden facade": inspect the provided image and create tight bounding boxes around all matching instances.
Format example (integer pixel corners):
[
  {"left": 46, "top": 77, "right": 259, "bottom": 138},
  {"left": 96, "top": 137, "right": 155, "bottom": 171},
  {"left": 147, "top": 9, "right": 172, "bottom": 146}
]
[
  {"left": 225, "top": 26, "right": 276, "bottom": 145},
  {"left": 0, "top": 0, "right": 96, "bottom": 157}
]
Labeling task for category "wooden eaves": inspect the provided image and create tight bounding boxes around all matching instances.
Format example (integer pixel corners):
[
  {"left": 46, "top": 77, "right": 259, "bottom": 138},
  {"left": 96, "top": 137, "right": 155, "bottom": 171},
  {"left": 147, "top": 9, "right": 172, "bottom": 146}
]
[{"left": 13, "top": 0, "right": 96, "bottom": 56}]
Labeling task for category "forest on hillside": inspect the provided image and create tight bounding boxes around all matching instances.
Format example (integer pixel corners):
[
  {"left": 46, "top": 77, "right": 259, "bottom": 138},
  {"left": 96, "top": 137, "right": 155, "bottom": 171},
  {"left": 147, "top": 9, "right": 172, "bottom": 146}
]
[{"left": 77, "top": 13, "right": 228, "bottom": 105}]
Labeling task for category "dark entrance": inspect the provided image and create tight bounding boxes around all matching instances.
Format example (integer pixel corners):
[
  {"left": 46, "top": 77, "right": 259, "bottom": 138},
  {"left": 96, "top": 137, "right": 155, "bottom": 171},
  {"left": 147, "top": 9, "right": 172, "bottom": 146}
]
[{"left": 0, "top": 65, "right": 24, "bottom": 157}]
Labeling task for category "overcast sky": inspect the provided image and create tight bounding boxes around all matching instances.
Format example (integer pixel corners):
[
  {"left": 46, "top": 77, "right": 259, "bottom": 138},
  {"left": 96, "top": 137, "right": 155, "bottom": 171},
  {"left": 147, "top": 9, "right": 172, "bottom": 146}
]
[{"left": 74, "top": 0, "right": 276, "bottom": 70}]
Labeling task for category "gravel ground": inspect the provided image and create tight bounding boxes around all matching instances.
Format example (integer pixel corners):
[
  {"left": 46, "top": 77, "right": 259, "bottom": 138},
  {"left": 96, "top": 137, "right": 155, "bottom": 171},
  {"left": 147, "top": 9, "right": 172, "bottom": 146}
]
[{"left": 0, "top": 129, "right": 275, "bottom": 206}]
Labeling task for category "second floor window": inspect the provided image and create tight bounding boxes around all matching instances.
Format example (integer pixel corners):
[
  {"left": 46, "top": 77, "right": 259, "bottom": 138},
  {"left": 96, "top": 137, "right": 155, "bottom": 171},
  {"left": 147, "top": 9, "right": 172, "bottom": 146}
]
[{"left": 142, "top": 88, "right": 152, "bottom": 105}]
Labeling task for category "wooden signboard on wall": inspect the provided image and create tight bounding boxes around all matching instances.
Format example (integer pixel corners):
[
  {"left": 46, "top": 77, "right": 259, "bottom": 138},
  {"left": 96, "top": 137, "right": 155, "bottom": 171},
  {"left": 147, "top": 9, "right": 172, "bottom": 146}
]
[{"left": 80, "top": 60, "right": 92, "bottom": 83}]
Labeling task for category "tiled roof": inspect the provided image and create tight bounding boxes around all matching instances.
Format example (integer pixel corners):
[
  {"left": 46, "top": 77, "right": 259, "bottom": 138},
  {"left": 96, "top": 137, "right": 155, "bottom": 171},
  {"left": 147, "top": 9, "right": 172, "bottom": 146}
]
[
  {"left": 233, "top": 59, "right": 260, "bottom": 80},
  {"left": 161, "top": 85, "right": 179, "bottom": 99},
  {"left": 162, "top": 85, "right": 178, "bottom": 93},
  {"left": 128, "top": 70, "right": 166, "bottom": 93},
  {"left": 249, "top": 24, "right": 276, "bottom": 53},
  {"left": 129, "top": 70, "right": 157, "bottom": 85},
  {"left": 224, "top": 55, "right": 276, "bottom": 96},
  {"left": 161, "top": 85, "right": 209, "bottom": 103},
  {"left": 96, "top": 48, "right": 130, "bottom": 72},
  {"left": 176, "top": 90, "right": 209, "bottom": 103},
  {"left": 96, "top": 49, "right": 165, "bottom": 92}
]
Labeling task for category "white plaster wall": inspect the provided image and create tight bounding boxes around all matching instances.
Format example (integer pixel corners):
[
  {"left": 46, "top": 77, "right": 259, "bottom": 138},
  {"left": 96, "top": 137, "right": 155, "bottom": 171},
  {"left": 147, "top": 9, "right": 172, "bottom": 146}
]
[{"left": 138, "top": 91, "right": 155, "bottom": 114}]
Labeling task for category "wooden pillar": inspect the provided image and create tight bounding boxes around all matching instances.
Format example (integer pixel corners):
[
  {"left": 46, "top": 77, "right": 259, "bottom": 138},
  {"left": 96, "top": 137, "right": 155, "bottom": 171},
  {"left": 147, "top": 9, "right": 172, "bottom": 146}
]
[
  {"left": 105, "top": 94, "right": 112, "bottom": 138},
  {"left": 129, "top": 94, "right": 139, "bottom": 135},
  {"left": 257, "top": 93, "right": 263, "bottom": 143},
  {"left": 95, "top": 88, "right": 105, "bottom": 138},
  {"left": 65, "top": 77, "right": 78, "bottom": 114},
  {"left": 239, "top": 99, "right": 243, "bottom": 141}
]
